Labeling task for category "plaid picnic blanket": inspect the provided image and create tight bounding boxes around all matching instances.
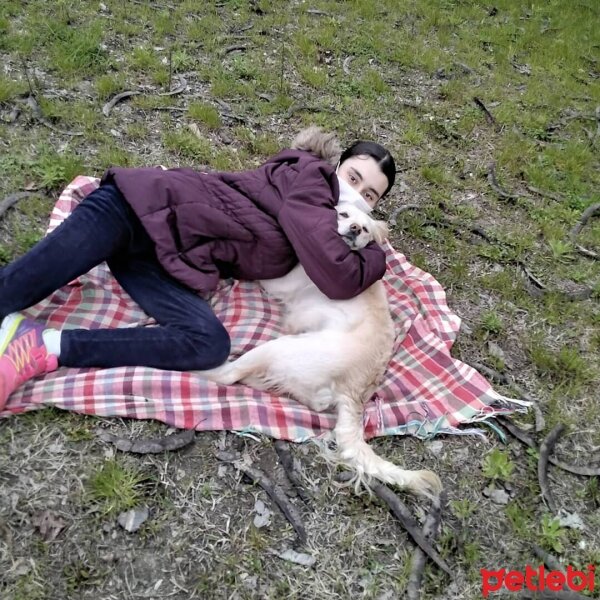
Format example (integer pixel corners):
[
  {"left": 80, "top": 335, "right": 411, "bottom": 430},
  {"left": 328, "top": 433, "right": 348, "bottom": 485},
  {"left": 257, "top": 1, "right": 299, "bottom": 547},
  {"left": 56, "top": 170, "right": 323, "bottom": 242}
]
[{"left": 0, "top": 176, "right": 527, "bottom": 441}]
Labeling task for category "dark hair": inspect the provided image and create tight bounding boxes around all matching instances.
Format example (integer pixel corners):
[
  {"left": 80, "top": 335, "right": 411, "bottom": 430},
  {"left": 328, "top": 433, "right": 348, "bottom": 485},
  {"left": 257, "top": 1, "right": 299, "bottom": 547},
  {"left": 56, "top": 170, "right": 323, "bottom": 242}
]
[{"left": 339, "top": 141, "right": 396, "bottom": 198}]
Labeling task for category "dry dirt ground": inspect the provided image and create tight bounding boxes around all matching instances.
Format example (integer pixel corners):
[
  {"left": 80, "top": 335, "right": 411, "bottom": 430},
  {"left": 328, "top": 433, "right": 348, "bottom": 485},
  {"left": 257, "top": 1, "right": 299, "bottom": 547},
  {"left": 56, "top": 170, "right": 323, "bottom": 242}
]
[{"left": 1, "top": 1, "right": 599, "bottom": 599}]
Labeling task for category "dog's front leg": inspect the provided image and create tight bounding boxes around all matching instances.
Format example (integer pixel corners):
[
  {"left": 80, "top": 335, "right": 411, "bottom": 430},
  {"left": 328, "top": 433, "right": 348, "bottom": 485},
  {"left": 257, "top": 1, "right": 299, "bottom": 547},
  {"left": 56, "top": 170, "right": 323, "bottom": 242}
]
[{"left": 260, "top": 264, "right": 308, "bottom": 301}]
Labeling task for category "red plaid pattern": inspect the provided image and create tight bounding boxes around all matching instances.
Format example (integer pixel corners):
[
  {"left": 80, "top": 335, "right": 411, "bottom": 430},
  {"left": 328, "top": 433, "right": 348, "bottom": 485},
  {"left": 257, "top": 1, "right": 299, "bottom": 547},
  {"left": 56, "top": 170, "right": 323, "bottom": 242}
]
[{"left": 0, "top": 177, "right": 526, "bottom": 441}]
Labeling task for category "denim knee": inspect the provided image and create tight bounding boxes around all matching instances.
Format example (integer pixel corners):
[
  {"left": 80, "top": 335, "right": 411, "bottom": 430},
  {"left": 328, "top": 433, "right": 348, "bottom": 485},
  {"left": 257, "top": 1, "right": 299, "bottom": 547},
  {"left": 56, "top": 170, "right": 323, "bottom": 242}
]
[
  {"left": 206, "top": 321, "right": 231, "bottom": 367},
  {"left": 185, "top": 320, "right": 231, "bottom": 370}
]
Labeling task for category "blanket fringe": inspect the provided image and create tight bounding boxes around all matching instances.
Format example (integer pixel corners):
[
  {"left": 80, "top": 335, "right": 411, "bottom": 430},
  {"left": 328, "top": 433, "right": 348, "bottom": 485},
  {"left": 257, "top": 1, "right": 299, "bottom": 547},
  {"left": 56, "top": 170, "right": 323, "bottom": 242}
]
[{"left": 486, "top": 388, "right": 533, "bottom": 410}]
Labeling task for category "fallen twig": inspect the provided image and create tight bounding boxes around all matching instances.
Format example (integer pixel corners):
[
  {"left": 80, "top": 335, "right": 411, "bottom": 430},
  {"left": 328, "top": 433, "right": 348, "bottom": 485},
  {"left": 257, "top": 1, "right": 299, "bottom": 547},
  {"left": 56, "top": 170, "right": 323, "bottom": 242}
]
[
  {"left": 217, "top": 451, "right": 307, "bottom": 545},
  {"left": 519, "top": 588, "right": 592, "bottom": 599},
  {"left": 342, "top": 56, "right": 353, "bottom": 75},
  {"left": 273, "top": 441, "right": 312, "bottom": 504},
  {"left": 517, "top": 261, "right": 547, "bottom": 291},
  {"left": 214, "top": 98, "right": 251, "bottom": 123},
  {"left": 473, "top": 96, "right": 498, "bottom": 129},
  {"left": 561, "top": 108, "right": 600, "bottom": 123},
  {"left": 222, "top": 45, "right": 248, "bottom": 56},
  {"left": 3, "top": 106, "right": 20, "bottom": 123},
  {"left": 420, "top": 219, "right": 492, "bottom": 245},
  {"left": 233, "top": 23, "right": 254, "bottom": 33},
  {"left": 529, "top": 545, "right": 592, "bottom": 598},
  {"left": 406, "top": 491, "right": 446, "bottom": 600},
  {"left": 487, "top": 162, "right": 519, "bottom": 201},
  {"left": 97, "top": 429, "right": 195, "bottom": 453},
  {"left": 470, "top": 366, "right": 544, "bottom": 431},
  {"left": 131, "top": 0, "right": 176, "bottom": 9},
  {"left": 157, "top": 76, "right": 187, "bottom": 97},
  {"left": 471, "top": 362, "right": 511, "bottom": 385},
  {"left": 498, "top": 417, "right": 600, "bottom": 477},
  {"left": 0, "top": 192, "right": 36, "bottom": 220},
  {"left": 569, "top": 202, "right": 600, "bottom": 260},
  {"left": 337, "top": 471, "right": 452, "bottom": 577},
  {"left": 284, "top": 103, "right": 323, "bottom": 119},
  {"left": 102, "top": 91, "right": 141, "bottom": 117},
  {"left": 26, "top": 96, "right": 83, "bottom": 136},
  {"left": 538, "top": 424, "right": 565, "bottom": 513},
  {"left": 149, "top": 106, "right": 186, "bottom": 112},
  {"left": 525, "top": 185, "right": 564, "bottom": 203},
  {"left": 370, "top": 481, "right": 452, "bottom": 577},
  {"left": 388, "top": 204, "right": 420, "bottom": 226},
  {"left": 532, "top": 544, "right": 565, "bottom": 572}
]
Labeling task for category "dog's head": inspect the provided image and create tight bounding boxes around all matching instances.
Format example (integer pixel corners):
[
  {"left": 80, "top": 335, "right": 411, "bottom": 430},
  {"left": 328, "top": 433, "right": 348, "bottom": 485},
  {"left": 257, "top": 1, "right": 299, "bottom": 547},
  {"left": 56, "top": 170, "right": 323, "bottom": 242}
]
[{"left": 335, "top": 204, "right": 389, "bottom": 250}]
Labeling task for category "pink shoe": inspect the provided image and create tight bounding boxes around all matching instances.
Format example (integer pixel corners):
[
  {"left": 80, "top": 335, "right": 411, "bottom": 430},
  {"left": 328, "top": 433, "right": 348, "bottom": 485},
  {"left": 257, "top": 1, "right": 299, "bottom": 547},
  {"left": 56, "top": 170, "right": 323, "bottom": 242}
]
[{"left": 0, "top": 314, "right": 58, "bottom": 410}]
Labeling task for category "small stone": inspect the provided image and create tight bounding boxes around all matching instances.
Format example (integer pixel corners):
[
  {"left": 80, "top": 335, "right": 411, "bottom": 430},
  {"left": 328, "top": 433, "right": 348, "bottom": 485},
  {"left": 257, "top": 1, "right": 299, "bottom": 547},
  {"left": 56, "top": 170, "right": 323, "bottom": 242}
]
[
  {"left": 487, "top": 341, "right": 505, "bottom": 360},
  {"left": 253, "top": 512, "right": 271, "bottom": 529},
  {"left": 117, "top": 506, "right": 149, "bottom": 533},
  {"left": 253, "top": 498, "right": 272, "bottom": 529},
  {"left": 557, "top": 510, "right": 585, "bottom": 531},
  {"left": 275, "top": 549, "right": 316, "bottom": 567},
  {"left": 489, "top": 488, "right": 510, "bottom": 505},
  {"left": 425, "top": 440, "right": 444, "bottom": 456}
]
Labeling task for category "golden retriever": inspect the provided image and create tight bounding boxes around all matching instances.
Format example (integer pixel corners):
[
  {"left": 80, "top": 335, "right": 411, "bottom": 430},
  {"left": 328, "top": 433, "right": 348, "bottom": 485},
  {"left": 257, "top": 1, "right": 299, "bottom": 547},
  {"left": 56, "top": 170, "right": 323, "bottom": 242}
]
[{"left": 203, "top": 205, "right": 442, "bottom": 497}]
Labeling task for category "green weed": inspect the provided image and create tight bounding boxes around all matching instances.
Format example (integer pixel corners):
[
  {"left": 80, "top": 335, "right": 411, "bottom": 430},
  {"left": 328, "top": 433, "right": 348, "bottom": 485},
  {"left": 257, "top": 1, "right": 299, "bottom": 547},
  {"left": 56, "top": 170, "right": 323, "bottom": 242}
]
[
  {"left": 32, "top": 150, "right": 86, "bottom": 190},
  {"left": 188, "top": 101, "right": 222, "bottom": 129},
  {"left": 86, "top": 458, "right": 150, "bottom": 515},
  {"left": 539, "top": 514, "right": 567, "bottom": 554},
  {"left": 528, "top": 342, "right": 593, "bottom": 386},
  {"left": 478, "top": 310, "right": 504, "bottom": 337},
  {"left": 482, "top": 448, "right": 515, "bottom": 481},
  {"left": 163, "top": 129, "right": 213, "bottom": 163}
]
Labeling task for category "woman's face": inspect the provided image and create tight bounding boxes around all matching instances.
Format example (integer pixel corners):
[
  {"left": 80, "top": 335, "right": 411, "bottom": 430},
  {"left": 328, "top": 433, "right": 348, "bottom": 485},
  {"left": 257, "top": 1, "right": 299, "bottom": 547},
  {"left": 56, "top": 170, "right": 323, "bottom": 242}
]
[{"left": 337, "top": 155, "right": 389, "bottom": 208}]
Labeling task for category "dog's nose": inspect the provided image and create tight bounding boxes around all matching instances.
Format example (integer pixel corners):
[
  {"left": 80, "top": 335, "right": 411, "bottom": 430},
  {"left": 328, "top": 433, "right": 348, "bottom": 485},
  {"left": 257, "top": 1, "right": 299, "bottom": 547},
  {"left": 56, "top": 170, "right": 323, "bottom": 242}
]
[{"left": 349, "top": 223, "right": 361, "bottom": 235}]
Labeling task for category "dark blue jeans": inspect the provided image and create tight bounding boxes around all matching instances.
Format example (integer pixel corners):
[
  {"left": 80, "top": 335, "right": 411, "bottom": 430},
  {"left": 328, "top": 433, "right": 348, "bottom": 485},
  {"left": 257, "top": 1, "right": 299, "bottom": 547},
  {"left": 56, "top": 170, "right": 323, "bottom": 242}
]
[{"left": 0, "top": 184, "right": 230, "bottom": 370}]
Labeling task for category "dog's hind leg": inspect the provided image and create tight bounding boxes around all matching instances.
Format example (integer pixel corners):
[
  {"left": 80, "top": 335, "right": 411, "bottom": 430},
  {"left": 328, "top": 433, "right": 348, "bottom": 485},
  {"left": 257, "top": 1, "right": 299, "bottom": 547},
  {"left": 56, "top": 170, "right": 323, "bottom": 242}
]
[
  {"left": 334, "top": 396, "right": 443, "bottom": 498},
  {"left": 200, "top": 342, "right": 276, "bottom": 386}
]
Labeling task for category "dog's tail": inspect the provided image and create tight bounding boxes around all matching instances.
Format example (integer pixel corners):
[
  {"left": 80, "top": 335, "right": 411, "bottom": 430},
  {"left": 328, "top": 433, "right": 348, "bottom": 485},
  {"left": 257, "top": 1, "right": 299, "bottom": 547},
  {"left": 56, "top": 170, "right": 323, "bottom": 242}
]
[{"left": 334, "top": 396, "right": 442, "bottom": 498}]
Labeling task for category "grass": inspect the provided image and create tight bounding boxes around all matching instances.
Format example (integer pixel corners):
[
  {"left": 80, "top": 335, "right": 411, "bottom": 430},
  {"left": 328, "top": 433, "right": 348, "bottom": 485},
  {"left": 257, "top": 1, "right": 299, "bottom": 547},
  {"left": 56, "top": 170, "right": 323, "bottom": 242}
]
[
  {"left": 0, "top": 0, "right": 599, "bottom": 598},
  {"left": 86, "top": 458, "right": 151, "bottom": 515}
]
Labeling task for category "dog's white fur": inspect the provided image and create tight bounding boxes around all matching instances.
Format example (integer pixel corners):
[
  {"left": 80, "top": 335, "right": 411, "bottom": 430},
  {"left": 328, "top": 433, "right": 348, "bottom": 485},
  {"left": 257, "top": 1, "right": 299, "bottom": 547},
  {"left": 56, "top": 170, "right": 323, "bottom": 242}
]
[{"left": 202, "top": 204, "right": 442, "bottom": 497}]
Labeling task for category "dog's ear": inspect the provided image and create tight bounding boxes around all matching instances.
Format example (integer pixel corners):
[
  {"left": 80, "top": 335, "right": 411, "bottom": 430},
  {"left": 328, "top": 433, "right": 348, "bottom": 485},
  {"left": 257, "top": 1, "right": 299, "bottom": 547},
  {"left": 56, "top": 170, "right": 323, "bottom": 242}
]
[{"left": 371, "top": 220, "right": 389, "bottom": 244}]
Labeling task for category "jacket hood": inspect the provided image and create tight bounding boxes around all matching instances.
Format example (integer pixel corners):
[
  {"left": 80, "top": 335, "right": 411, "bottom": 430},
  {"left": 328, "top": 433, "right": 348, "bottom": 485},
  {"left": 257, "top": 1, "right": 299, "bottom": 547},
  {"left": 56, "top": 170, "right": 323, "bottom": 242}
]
[{"left": 290, "top": 126, "right": 342, "bottom": 166}]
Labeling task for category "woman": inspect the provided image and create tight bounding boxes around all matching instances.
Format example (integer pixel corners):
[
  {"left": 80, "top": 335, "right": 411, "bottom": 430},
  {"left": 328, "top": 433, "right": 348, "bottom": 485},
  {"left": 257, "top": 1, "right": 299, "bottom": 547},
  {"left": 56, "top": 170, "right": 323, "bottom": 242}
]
[{"left": 0, "top": 127, "right": 396, "bottom": 408}]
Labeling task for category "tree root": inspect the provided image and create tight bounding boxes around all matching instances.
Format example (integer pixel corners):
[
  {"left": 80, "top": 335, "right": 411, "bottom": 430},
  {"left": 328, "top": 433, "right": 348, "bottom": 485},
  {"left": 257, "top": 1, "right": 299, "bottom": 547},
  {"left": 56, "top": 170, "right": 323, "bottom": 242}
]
[
  {"left": 273, "top": 441, "right": 312, "bottom": 504},
  {"left": 569, "top": 202, "right": 600, "bottom": 260},
  {"left": 538, "top": 424, "right": 565, "bottom": 513},
  {"left": 473, "top": 97, "right": 499, "bottom": 130},
  {"left": 217, "top": 451, "right": 307, "bottom": 546},
  {"left": 392, "top": 206, "right": 594, "bottom": 301},
  {"left": 97, "top": 428, "right": 195, "bottom": 454},
  {"left": 157, "top": 76, "right": 187, "bottom": 96},
  {"left": 337, "top": 471, "right": 452, "bottom": 577},
  {"left": 525, "top": 185, "right": 564, "bottom": 203},
  {"left": 0, "top": 192, "right": 37, "bottom": 220},
  {"left": 499, "top": 417, "right": 600, "bottom": 477},
  {"left": 102, "top": 91, "right": 142, "bottom": 117},
  {"left": 26, "top": 95, "right": 83, "bottom": 136},
  {"left": 406, "top": 491, "right": 446, "bottom": 599},
  {"left": 487, "top": 161, "right": 519, "bottom": 201}
]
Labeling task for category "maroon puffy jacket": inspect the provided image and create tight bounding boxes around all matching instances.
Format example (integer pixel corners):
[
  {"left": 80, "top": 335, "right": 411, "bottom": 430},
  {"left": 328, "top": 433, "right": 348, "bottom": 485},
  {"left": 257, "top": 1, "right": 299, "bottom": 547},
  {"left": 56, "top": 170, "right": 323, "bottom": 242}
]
[{"left": 101, "top": 149, "right": 386, "bottom": 300}]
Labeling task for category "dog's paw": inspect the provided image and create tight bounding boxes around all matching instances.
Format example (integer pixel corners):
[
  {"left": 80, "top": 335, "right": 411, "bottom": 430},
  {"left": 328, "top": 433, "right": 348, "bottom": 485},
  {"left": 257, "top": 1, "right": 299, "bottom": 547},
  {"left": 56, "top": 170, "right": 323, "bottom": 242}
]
[{"left": 411, "top": 470, "right": 443, "bottom": 498}]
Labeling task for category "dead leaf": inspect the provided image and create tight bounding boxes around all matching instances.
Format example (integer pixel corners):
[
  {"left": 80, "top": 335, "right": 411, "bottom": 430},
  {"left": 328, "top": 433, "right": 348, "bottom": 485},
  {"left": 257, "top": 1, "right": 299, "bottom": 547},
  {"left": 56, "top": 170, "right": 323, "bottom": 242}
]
[{"left": 32, "top": 510, "right": 66, "bottom": 541}]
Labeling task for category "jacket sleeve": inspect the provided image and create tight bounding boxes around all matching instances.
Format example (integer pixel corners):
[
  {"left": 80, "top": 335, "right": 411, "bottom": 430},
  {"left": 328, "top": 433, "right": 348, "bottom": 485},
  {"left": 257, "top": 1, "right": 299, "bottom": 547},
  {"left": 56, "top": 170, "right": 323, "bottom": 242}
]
[{"left": 277, "top": 161, "right": 387, "bottom": 300}]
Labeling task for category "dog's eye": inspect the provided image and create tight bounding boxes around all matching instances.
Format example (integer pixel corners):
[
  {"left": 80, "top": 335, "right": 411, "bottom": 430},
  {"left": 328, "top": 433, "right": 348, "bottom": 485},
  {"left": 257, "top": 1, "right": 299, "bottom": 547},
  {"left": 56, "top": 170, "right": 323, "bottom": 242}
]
[
  {"left": 339, "top": 212, "right": 349, "bottom": 218},
  {"left": 362, "top": 226, "right": 369, "bottom": 233}
]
